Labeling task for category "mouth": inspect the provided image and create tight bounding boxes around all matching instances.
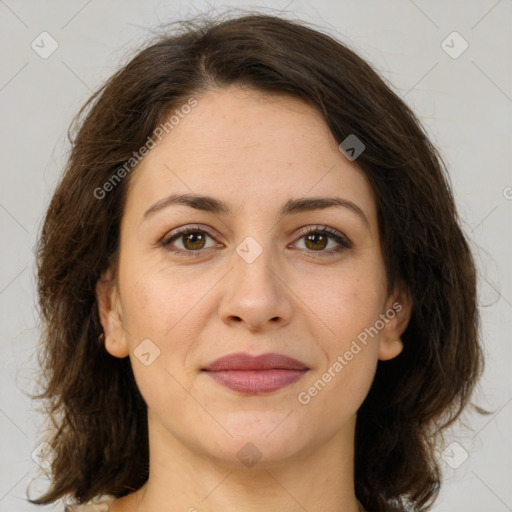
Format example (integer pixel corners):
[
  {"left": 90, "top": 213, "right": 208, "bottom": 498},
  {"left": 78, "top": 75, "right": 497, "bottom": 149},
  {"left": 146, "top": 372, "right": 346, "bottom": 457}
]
[{"left": 201, "top": 352, "right": 310, "bottom": 395}]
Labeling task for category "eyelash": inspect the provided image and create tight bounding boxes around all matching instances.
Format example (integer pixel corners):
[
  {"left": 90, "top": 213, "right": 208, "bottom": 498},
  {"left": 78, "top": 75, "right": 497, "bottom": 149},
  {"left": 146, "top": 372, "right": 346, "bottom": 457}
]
[{"left": 160, "top": 224, "right": 352, "bottom": 258}]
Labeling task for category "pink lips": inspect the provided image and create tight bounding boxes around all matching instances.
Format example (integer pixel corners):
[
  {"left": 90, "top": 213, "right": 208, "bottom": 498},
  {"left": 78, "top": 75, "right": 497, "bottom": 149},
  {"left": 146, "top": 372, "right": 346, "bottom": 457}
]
[{"left": 202, "top": 352, "right": 309, "bottom": 394}]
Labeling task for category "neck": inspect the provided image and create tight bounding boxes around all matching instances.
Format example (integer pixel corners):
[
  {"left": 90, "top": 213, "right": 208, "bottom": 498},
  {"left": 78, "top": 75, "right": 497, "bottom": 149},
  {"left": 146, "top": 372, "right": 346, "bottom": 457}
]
[{"left": 129, "top": 413, "right": 361, "bottom": 512}]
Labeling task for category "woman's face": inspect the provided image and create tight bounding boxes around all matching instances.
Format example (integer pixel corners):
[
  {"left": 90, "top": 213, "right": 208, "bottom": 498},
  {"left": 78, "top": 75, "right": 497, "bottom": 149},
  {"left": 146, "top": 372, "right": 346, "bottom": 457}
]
[{"left": 97, "top": 84, "right": 410, "bottom": 467}]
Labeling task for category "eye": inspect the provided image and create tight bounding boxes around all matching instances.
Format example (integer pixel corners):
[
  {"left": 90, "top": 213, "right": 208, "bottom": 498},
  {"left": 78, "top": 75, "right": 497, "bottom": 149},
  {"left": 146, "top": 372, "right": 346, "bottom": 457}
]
[
  {"left": 159, "top": 224, "right": 352, "bottom": 257},
  {"left": 160, "top": 225, "right": 220, "bottom": 255},
  {"left": 291, "top": 226, "right": 352, "bottom": 256}
]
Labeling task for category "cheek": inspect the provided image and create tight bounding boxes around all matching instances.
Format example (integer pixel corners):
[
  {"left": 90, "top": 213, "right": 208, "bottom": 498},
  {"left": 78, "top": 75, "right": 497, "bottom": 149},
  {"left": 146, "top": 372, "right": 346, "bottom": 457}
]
[
  {"left": 312, "top": 258, "right": 387, "bottom": 341},
  {"left": 298, "top": 258, "right": 385, "bottom": 408},
  {"left": 297, "top": 273, "right": 383, "bottom": 420},
  {"left": 297, "top": 349, "right": 377, "bottom": 431},
  {"left": 118, "top": 259, "right": 221, "bottom": 400},
  {"left": 120, "top": 272, "right": 199, "bottom": 417},
  {"left": 119, "top": 255, "right": 207, "bottom": 339}
]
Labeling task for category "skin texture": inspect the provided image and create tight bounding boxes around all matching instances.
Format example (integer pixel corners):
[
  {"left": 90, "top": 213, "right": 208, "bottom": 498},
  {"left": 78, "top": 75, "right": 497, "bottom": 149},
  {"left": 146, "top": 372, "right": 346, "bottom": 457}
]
[{"left": 96, "top": 84, "right": 412, "bottom": 512}]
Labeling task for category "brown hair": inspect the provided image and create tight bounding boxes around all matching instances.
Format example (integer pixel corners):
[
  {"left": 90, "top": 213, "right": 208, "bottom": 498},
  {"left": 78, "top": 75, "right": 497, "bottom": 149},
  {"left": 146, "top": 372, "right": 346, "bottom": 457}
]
[{"left": 30, "top": 11, "right": 483, "bottom": 512}]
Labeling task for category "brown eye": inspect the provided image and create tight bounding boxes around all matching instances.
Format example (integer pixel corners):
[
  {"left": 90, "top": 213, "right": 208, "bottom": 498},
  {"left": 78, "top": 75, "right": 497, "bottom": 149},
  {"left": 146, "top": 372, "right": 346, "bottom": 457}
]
[
  {"left": 161, "top": 226, "right": 218, "bottom": 254},
  {"left": 181, "top": 231, "right": 207, "bottom": 250},
  {"left": 304, "top": 232, "right": 328, "bottom": 251},
  {"left": 292, "top": 226, "right": 352, "bottom": 256}
]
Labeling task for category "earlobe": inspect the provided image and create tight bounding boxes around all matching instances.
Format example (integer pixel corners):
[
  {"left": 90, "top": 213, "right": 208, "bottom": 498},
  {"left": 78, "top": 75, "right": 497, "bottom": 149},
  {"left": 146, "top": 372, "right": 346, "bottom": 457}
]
[
  {"left": 378, "top": 285, "right": 412, "bottom": 361},
  {"left": 378, "top": 338, "right": 404, "bottom": 361},
  {"left": 95, "top": 271, "right": 130, "bottom": 358},
  {"left": 103, "top": 333, "right": 130, "bottom": 358}
]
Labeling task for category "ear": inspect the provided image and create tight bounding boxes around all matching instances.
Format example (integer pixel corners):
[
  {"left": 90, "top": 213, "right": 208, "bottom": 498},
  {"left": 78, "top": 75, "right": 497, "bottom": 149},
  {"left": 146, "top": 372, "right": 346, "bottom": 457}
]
[
  {"left": 378, "top": 282, "right": 413, "bottom": 361},
  {"left": 95, "top": 269, "right": 130, "bottom": 358}
]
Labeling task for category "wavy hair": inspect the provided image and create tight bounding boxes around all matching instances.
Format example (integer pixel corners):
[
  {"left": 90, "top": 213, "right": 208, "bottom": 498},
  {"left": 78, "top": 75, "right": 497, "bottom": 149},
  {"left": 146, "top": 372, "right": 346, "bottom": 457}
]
[{"left": 30, "top": 11, "right": 483, "bottom": 511}]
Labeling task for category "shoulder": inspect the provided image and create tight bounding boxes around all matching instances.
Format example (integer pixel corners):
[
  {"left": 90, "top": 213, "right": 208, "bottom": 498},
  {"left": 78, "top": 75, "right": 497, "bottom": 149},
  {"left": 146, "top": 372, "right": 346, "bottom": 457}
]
[{"left": 64, "top": 499, "right": 112, "bottom": 511}]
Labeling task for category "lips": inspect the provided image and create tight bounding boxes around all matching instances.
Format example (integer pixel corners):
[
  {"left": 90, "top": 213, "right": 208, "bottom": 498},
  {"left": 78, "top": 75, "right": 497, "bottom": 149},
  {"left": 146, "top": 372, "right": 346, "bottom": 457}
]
[
  {"left": 203, "top": 352, "right": 309, "bottom": 371},
  {"left": 202, "top": 352, "right": 309, "bottom": 394}
]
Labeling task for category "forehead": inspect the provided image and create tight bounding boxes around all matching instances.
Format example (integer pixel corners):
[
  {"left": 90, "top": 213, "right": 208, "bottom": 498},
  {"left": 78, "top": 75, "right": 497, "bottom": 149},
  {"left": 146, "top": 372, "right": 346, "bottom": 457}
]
[{"left": 124, "top": 84, "right": 376, "bottom": 223}]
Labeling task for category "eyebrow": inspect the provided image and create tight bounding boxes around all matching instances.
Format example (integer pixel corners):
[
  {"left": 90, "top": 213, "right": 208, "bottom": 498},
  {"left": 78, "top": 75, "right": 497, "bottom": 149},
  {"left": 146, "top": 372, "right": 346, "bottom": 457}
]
[{"left": 142, "top": 193, "right": 369, "bottom": 228}]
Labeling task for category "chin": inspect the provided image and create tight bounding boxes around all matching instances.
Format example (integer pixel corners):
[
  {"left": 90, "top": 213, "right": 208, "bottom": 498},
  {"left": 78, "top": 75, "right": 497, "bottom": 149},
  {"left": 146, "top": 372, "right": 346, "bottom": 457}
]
[
  {"left": 206, "top": 439, "right": 308, "bottom": 470},
  {"left": 197, "top": 417, "right": 310, "bottom": 466}
]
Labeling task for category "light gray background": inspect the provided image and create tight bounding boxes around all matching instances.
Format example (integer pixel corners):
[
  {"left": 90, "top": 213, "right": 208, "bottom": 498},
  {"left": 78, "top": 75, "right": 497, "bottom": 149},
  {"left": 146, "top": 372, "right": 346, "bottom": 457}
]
[{"left": 1, "top": 1, "right": 511, "bottom": 511}]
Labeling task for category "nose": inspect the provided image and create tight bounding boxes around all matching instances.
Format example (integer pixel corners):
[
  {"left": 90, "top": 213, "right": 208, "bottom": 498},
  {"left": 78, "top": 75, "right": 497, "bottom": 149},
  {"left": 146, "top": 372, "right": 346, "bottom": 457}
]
[{"left": 218, "top": 240, "right": 293, "bottom": 332}]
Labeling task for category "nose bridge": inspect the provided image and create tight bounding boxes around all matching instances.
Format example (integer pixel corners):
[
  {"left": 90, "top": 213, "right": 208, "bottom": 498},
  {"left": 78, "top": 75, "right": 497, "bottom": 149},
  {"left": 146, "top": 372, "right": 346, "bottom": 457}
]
[
  {"left": 233, "top": 232, "right": 281, "bottom": 299},
  {"left": 218, "top": 232, "right": 292, "bottom": 329},
  {"left": 235, "top": 234, "right": 276, "bottom": 288}
]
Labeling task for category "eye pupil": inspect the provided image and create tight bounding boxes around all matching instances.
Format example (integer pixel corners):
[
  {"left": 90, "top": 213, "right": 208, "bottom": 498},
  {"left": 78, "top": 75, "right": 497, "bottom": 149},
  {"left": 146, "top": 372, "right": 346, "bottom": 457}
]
[
  {"left": 305, "top": 233, "right": 327, "bottom": 251},
  {"left": 183, "top": 232, "right": 205, "bottom": 250}
]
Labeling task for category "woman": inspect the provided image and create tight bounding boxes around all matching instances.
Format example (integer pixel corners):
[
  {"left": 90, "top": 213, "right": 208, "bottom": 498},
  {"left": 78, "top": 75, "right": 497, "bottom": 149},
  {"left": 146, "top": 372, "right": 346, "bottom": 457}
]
[{"left": 29, "top": 12, "right": 483, "bottom": 512}]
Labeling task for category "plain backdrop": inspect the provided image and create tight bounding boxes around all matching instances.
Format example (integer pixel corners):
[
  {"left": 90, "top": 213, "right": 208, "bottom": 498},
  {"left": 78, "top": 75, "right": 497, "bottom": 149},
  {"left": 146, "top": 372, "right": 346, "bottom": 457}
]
[{"left": 0, "top": 1, "right": 511, "bottom": 511}]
